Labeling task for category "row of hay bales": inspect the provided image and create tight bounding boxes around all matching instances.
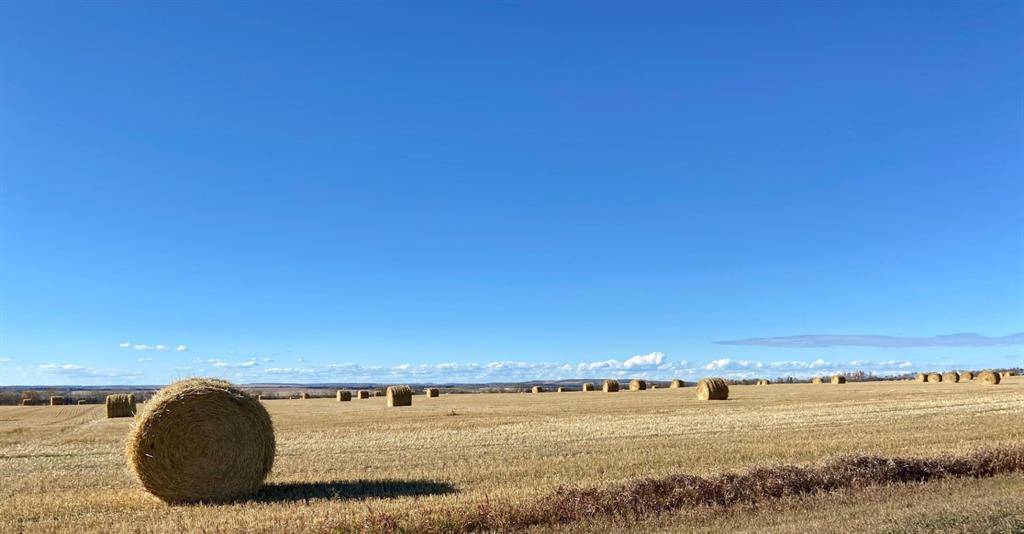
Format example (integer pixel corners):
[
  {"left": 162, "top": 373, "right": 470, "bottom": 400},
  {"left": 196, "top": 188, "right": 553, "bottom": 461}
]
[
  {"left": 915, "top": 370, "right": 1002, "bottom": 385},
  {"left": 808, "top": 375, "right": 847, "bottom": 384}
]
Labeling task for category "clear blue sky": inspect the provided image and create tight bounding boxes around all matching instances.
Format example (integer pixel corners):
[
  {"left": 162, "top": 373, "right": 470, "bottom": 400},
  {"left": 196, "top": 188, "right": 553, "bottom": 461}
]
[{"left": 1, "top": 2, "right": 1021, "bottom": 385}]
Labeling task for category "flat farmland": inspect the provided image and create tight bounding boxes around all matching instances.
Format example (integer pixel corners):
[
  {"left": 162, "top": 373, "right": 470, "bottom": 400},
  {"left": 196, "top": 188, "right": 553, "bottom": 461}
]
[{"left": 1, "top": 377, "right": 1022, "bottom": 533}]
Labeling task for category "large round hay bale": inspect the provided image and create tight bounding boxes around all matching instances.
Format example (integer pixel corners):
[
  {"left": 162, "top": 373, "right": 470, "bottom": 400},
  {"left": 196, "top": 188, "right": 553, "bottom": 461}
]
[
  {"left": 756, "top": 379, "right": 770, "bottom": 386},
  {"left": 927, "top": 373, "right": 942, "bottom": 383},
  {"left": 386, "top": 385, "right": 412, "bottom": 407},
  {"left": 961, "top": 371, "right": 974, "bottom": 381},
  {"left": 531, "top": 386, "right": 544, "bottom": 394},
  {"left": 425, "top": 388, "right": 440, "bottom": 398},
  {"left": 696, "top": 378, "right": 729, "bottom": 401},
  {"left": 336, "top": 390, "right": 352, "bottom": 402},
  {"left": 831, "top": 375, "right": 846, "bottom": 384},
  {"left": 357, "top": 390, "right": 370, "bottom": 399},
  {"left": 602, "top": 379, "right": 620, "bottom": 393},
  {"left": 811, "top": 377, "right": 823, "bottom": 384},
  {"left": 49, "top": 396, "right": 64, "bottom": 406},
  {"left": 581, "top": 382, "right": 595, "bottom": 392},
  {"left": 125, "top": 378, "right": 275, "bottom": 503},
  {"left": 106, "top": 394, "right": 136, "bottom": 418},
  {"left": 670, "top": 379, "right": 684, "bottom": 388},
  {"left": 942, "top": 371, "right": 960, "bottom": 383},
  {"left": 629, "top": 379, "right": 647, "bottom": 391},
  {"left": 915, "top": 373, "right": 927, "bottom": 382},
  {"left": 978, "top": 371, "right": 1001, "bottom": 385}
]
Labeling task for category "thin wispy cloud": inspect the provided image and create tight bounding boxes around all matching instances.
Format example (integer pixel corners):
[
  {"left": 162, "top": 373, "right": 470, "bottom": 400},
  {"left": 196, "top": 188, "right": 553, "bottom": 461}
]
[
  {"left": 715, "top": 332, "right": 1024, "bottom": 348},
  {"left": 176, "top": 345, "right": 189, "bottom": 352},
  {"left": 207, "top": 358, "right": 258, "bottom": 369},
  {"left": 120, "top": 342, "right": 170, "bottom": 351},
  {"left": 38, "top": 363, "right": 143, "bottom": 381}
]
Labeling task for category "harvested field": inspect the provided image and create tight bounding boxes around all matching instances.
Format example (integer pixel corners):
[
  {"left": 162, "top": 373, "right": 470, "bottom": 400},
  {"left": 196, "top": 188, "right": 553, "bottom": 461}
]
[{"left": 0, "top": 377, "right": 1022, "bottom": 532}]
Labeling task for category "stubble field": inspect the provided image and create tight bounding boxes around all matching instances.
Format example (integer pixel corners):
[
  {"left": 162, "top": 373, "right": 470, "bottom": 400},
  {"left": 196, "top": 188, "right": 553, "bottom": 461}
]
[{"left": 1, "top": 377, "right": 1022, "bottom": 533}]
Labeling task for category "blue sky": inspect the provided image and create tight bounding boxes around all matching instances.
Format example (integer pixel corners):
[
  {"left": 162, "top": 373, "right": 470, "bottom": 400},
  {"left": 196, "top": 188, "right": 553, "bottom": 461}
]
[{"left": 1, "top": 2, "right": 1021, "bottom": 385}]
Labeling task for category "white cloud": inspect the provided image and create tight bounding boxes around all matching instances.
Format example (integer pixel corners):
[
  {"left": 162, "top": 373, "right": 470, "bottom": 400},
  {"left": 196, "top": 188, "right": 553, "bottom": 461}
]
[
  {"left": 208, "top": 358, "right": 258, "bottom": 369},
  {"left": 623, "top": 352, "right": 666, "bottom": 368},
  {"left": 121, "top": 342, "right": 178, "bottom": 351},
  {"left": 176, "top": 345, "right": 188, "bottom": 352},
  {"left": 119, "top": 342, "right": 131, "bottom": 348},
  {"left": 137, "top": 357, "right": 153, "bottom": 362},
  {"left": 38, "top": 363, "right": 143, "bottom": 381}
]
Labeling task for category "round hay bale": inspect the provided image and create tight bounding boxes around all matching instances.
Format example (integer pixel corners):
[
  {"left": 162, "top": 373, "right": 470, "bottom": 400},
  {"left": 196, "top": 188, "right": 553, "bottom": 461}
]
[
  {"left": 927, "top": 373, "right": 942, "bottom": 383},
  {"left": 21, "top": 399, "right": 31, "bottom": 406},
  {"left": 831, "top": 375, "right": 846, "bottom": 384},
  {"left": 356, "top": 390, "right": 370, "bottom": 399},
  {"left": 629, "top": 379, "right": 647, "bottom": 391},
  {"left": 696, "top": 378, "right": 729, "bottom": 401},
  {"left": 386, "top": 385, "right": 412, "bottom": 407},
  {"left": 531, "top": 386, "right": 544, "bottom": 394},
  {"left": 298, "top": 392, "right": 309, "bottom": 400},
  {"left": 961, "top": 371, "right": 974, "bottom": 381},
  {"left": 1001, "top": 371, "right": 1017, "bottom": 377},
  {"left": 556, "top": 387, "right": 565, "bottom": 392},
  {"left": 978, "top": 371, "right": 1001, "bottom": 385},
  {"left": 915, "top": 373, "right": 927, "bottom": 382},
  {"left": 602, "top": 379, "right": 620, "bottom": 393},
  {"left": 757, "top": 379, "right": 770, "bottom": 386},
  {"left": 581, "top": 382, "right": 595, "bottom": 392},
  {"left": 942, "top": 371, "right": 960, "bottom": 383},
  {"left": 125, "top": 378, "right": 275, "bottom": 503},
  {"left": 670, "top": 379, "right": 684, "bottom": 388},
  {"left": 425, "top": 388, "right": 440, "bottom": 398},
  {"left": 77, "top": 399, "right": 87, "bottom": 405},
  {"left": 106, "top": 394, "right": 136, "bottom": 418},
  {"left": 811, "top": 377, "right": 823, "bottom": 384},
  {"left": 336, "top": 390, "right": 352, "bottom": 402},
  {"left": 49, "top": 396, "right": 64, "bottom": 406}
]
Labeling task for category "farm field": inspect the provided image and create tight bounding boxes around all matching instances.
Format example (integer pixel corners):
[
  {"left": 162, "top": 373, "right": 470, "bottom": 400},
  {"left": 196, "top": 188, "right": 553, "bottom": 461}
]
[{"left": 1, "top": 377, "right": 1023, "bottom": 533}]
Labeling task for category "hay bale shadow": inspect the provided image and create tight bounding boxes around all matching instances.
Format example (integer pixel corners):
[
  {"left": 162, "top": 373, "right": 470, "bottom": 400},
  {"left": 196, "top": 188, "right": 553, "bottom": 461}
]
[{"left": 253, "top": 479, "right": 456, "bottom": 502}]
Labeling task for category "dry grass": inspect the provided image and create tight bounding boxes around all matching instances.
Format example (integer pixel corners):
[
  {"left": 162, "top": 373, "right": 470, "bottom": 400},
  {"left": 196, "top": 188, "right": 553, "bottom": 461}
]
[{"left": 1, "top": 377, "right": 1022, "bottom": 532}]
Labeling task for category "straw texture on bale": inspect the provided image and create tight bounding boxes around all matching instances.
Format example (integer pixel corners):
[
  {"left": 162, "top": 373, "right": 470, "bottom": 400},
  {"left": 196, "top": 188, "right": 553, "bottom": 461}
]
[
  {"left": 927, "top": 373, "right": 942, "bottom": 383},
  {"left": 979, "top": 371, "right": 1001, "bottom": 385},
  {"left": 670, "top": 379, "right": 684, "bottom": 388},
  {"left": 386, "top": 385, "right": 413, "bottom": 407},
  {"left": 811, "top": 377, "right": 823, "bottom": 384},
  {"left": 106, "top": 393, "right": 136, "bottom": 418},
  {"left": 21, "top": 399, "right": 31, "bottom": 406},
  {"left": 602, "top": 379, "right": 620, "bottom": 393},
  {"left": 357, "top": 390, "right": 370, "bottom": 399},
  {"left": 49, "top": 396, "right": 64, "bottom": 406},
  {"left": 831, "top": 375, "right": 847, "bottom": 384},
  {"left": 697, "top": 378, "right": 729, "bottom": 401},
  {"left": 125, "top": 378, "right": 275, "bottom": 503},
  {"left": 581, "top": 383, "right": 595, "bottom": 392},
  {"left": 942, "top": 371, "right": 960, "bottom": 383},
  {"left": 915, "top": 373, "right": 927, "bottom": 382},
  {"left": 336, "top": 390, "right": 352, "bottom": 402},
  {"left": 629, "top": 379, "right": 647, "bottom": 391},
  {"left": 425, "top": 388, "right": 439, "bottom": 398},
  {"left": 961, "top": 371, "right": 974, "bottom": 381},
  {"left": 531, "top": 386, "right": 544, "bottom": 394}
]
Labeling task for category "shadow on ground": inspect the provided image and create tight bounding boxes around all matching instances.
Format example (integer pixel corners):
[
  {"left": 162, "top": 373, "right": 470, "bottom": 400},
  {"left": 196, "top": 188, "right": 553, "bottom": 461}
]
[{"left": 253, "top": 479, "right": 457, "bottom": 502}]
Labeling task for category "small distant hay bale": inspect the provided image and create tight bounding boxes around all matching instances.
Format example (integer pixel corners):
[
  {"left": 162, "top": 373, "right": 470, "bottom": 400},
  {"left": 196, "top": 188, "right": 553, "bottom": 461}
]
[
  {"left": 629, "top": 379, "right": 647, "bottom": 391},
  {"left": 125, "top": 378, "right": 275, "bottom": 503},
  {"left": 531, "top": 386, "right": 544, "bottom": 394},
  {"left": 557, "top": 387, "right": 565, "bottom": 393},
  {"left": 387, "top": 385, "right": 412, "bottom": 407},
  {"left": 336, "top": 390, "right": 352, "bottom": 402},
  {"left": 831, "top": 375, "right": 846, "bottom": 384},
  {"left": 602, "top": 379, "right": 620, "bottom": 393},
  {"left": 942, "top": 371, "right": 960, "bottom": 383},
  {"left": 696, "top": 378, "right": 729, "bottom": 401},
  {"left": 50, "top": 396, "right": 64, "bottom": 406},
  {"left": 425, "top": 388, "right": 439, "bottom": 398},
  {"left": 756, "top": 380, "right": 770, "bottom": 386},
  {"left": 670, "top": 379, "right": 684, "bottom": 388},
  {"left": 811, "top": 377, "right": 823, "bottom": 384},
  {"left": 915, "top": 373, "right": 927, "bottom": 382},
  {"left": 961, "top": 371, "right": 974, "bottom": 381},
  {"left": 357, "top": 390, "right": 370, "bottom": 399},
  {"left": 77, "top": 399, "right": 87, "bottom": 405},
  {"left": 106, "top": 394, "right": 136, "bottom": 418},
  {"left": 299, "top": 392, "right": 309, "bottom": 399},
  {"left": 21, "top": 399, "right": 31, "bottom": 406},
  {"left": 978, "top": 371, "right": 1001, "bottom": 385},
  {"left": 581, "top": 383, "right": 595, "bottom": 391},
  {"left": 1001, "top": 371, "right": 1016, "bottom": 377},
  {"left": 927, "top": 373, "right": 942, "bottom": 383}
]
